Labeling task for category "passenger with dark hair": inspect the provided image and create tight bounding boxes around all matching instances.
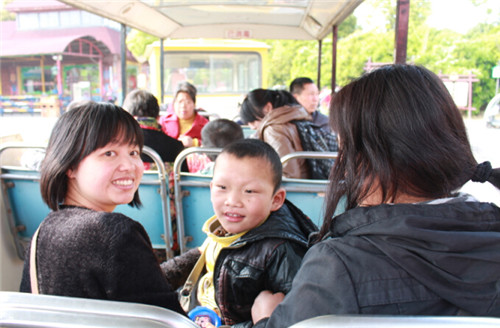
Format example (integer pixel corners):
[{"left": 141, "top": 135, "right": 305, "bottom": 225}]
[
  {"left": 252, "top": 65, "right": 500, "bottom": 327},
  {"left": 123, "top": 89, "right": 185, "bottom": 169},
  {"left": 162, "top": 139, "right": 317, "bottom": 327},
  {"left": 187, "top": 118, "right": 245, "bottom": 174},
  {"left": 19, "top": 102, "right": 185, "bottom": 315},
  {"left": 289, "top": 77, "right": 330, "bottom": 132},
  {"left": 159, "top": 81, "right": 209, "bottom": 148},
  {"left": 239, "top": 88, "right": 311, "bottom": 179}
]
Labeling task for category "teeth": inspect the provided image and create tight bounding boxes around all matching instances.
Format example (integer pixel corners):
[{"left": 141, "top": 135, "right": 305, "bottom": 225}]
[
  {"left": 226, "top": 213, "right": 242, "bottom": 217},
  {"left": 113, "top": 179, "right": 133, "bottom": 186}
]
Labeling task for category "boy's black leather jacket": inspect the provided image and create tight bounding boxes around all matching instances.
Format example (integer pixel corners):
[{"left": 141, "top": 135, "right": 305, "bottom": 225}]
[
  {"left": 162, "top": 199, "right": 318, "bottom": 327},
  {"left": 214, "top": 199, "right": 318, "bottom": 326}
]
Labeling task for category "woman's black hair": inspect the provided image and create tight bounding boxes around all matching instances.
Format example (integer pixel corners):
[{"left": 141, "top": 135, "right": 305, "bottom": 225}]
[
  {"left": 40, "top": 102, "right": 144, "bottom": 210},
  {"left": 239, "top": 88, "right": 299, "bottom": 124},
  {"left": 122, "top": 89, "right": 160, "bottom": 117},
  {"left": 215, "top": 139, "right": 283, "bottom": 193},
  {"left": 318, "top": 64, "right": 500, "bottom": 240}
]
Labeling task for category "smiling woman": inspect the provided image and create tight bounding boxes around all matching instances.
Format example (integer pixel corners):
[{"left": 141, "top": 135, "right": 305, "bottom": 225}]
[{"left": 19, "top": 102, "right": 186, "bottom": 315}]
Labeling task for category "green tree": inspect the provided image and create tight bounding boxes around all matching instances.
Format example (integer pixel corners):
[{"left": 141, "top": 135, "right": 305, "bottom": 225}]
[
  {"left": 1, "top": 0, "right": 16, "bottom": 21},
  {"left": 126, "top": 29, "right": 158, "bottom": 60}
]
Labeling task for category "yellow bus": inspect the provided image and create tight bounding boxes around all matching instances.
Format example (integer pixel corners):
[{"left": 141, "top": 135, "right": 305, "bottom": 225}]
[{"left": 146, "top": 39, "right": 269, "bottom": 119}]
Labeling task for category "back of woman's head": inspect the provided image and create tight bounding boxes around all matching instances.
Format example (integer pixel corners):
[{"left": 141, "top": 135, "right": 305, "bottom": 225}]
[
  {"left": 122, "top": 89, "right": 160, "bottom": 117},
  {"left": 325, "top": 64, "right": 480, "bottom": 223},
  {"left": 239, "top": 89, "right": 299, "bottom": 124},
  {"left": 41, "top": 102, "right": 144, "bottom": 210}
]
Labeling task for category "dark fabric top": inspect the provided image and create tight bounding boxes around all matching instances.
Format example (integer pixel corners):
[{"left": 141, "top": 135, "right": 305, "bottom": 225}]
[
  {"left": 20, "top": 206, "right": 185, "bottom": 315},
  {"left": 257, "top": 197, "right": 500, "bottom": 327}
]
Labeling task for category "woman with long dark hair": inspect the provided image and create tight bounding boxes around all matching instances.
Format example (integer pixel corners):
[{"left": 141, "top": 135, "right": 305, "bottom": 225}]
[{"left": 251, "top": 65, "right": 500, "bottom": 327}]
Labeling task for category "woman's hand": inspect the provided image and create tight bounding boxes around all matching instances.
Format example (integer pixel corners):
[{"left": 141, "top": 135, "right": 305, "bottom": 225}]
[{"left": 251, "top": 290, "right": 285, "bottom": 324}]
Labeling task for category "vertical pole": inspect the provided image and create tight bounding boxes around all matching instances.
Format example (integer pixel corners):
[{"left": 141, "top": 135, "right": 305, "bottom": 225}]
[
  {"left": 317, "top": 39, "right": 322, "bottom": 89},
  {"left": 99, "top": 57, "right": 104, "bottom": 100},
  {"left": 160, "top": 38, "right": 165, "bottom": 105},
  {"left": 40, "top": 57, "right": 46, "bottom": 94},
  {"left": 395, "top": 0, "right": 409, "bottom": 64},
  {"left": 331, "top": 25, "right": 338, "bottom": 93},
  {"left": 496, "top": 78, "right": 499, "bottom": 95},
  {"left": 17, "top": 66, "right": 22, "bottom": 95},
  {"left": 121, "top": 23, "right": 127, "bottom": 104},
  {"left": 56, "top": 57, "right": 63, "bottom": 97}
]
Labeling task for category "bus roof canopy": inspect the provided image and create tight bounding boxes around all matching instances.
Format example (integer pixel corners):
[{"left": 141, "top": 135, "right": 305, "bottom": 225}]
[{"left": 57, "top": 0, "right": 364, "bottom": 40}]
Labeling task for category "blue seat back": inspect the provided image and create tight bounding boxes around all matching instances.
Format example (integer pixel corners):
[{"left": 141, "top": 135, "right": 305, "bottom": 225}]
[
  {"left": 0, "top": 145, "right": 175, "bottom": 260},
  {"left": 173, "top": 148, "right": 219, "bottom": 253}
]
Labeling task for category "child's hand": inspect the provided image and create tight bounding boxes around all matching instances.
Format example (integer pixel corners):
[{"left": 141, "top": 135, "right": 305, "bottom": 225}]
[{"left": 251, "top": 290, "right": 285, "bottom": 323}]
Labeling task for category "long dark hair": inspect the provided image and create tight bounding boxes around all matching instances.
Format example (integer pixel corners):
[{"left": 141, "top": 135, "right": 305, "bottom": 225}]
[
  {"left": 318, "top": 64, "right": 494, "bottom": 240},
  {"left": 239, "top": 88, "right": 299, "bottom": 124},
  {"left": 41, "top": 102, "right": 144, "bottom": 210}
]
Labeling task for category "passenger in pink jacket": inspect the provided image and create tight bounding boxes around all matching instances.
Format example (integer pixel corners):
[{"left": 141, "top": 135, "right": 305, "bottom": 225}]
[{"left": 159, "top": 81, "right": 209, "bottom": 147}]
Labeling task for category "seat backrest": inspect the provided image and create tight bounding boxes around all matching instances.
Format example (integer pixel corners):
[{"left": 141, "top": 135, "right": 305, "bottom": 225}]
[
  {"left": 173, "top": 147, "right": 219, "bottom": 253},
  {"left": 0, "top": 291, "right": 198, "bottom": 328},
  {"left": 0, "top": 144, "right": 175, "bottom": 260},
  {"left": 281, "top": 151, "right": 341, "bottom": 227},
  {"left": 289, "top": 314, "right": 500, "bottom": 327}
]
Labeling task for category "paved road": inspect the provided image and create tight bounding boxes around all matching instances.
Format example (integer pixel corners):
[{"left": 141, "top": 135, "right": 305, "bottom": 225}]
[{"left": 1, "top": 114, "right": 499, "bottom": 204}]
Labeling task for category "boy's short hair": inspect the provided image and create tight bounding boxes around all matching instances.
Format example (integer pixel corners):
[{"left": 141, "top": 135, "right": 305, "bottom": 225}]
[
  {"left": 216, "top": 139, "right": 282, "bottom": 193},
  {"left": 122, "top": 89, "right": 160, "bottom": 117},
  {"left": 201, "top": 119, "right": 244, "bottom": 148},
  {"left": 40, "top": 102, "right": 144, "bottom": 210}
]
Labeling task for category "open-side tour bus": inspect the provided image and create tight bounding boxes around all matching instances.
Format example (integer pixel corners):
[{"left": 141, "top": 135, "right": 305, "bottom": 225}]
[{"left": 6, "top": 1, "right": 491, "bottom": 327}]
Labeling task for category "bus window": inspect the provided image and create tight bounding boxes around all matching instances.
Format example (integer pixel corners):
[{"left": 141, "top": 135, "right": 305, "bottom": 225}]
[{"left": 164, "top": 52, "right": 261, "bottom": 95}]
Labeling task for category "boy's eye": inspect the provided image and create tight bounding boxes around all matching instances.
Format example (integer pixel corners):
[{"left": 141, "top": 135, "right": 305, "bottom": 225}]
[
  {"left": 104, "top": 151, "right": 116, "bottom": 157},
  {"left": 130, "top": 150, "right": 140, "bottom": 156},
  {"left": 245, "top": 189, "right": 254, "bottom": 194},
  {"left": 216, "top": 185, "right": 226, "bottom": 190}
]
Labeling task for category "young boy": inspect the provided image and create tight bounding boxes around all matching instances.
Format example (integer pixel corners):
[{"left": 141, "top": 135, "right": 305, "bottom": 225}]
[
  {"left": 162, "top": 139, "right": 317, "bottom": 327},
  {"left": 186, "top": 118, "right": 244, "bottom": 174}
]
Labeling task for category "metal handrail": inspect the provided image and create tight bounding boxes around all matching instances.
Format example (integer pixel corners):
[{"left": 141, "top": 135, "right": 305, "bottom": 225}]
[{"left": 173, "top": 147, "right": 221, "bottom": 254}]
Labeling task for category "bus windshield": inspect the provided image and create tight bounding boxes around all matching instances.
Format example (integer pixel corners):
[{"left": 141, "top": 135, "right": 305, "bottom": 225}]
[{"left": 164, "top": 51, "right": 262, "bottom": 95}]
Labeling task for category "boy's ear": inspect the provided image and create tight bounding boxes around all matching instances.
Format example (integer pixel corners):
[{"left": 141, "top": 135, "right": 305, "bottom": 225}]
[{"left": 270, "top": 187, "right": 286, "bottom": 212}]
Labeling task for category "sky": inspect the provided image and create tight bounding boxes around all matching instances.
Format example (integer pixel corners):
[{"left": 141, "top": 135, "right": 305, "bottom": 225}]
[{"left": 355, "top": 0, "right": 500, "bottom": 34}]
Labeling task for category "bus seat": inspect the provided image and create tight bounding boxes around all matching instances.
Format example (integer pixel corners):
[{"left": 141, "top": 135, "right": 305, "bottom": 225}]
[
  {"left": 173, "top": 147, "right": 220, "bottom": 253},
  {"left": 241, "top": 125, "right": 255, "bottom": 138},
  {"left": 0, "top": 291, "right": 198, "bottom": 328},
  {"left": 0, "top": 144, "right": 175, "bottom": 260},
  {"left": 281, "top": 151, "right": 342, "bottom": 227},
  {"left": 289, "top": 314, "right": 500, "bottom": 327},
  {"left": 115, "top": 146, "right": 174, "bottom": 258}
]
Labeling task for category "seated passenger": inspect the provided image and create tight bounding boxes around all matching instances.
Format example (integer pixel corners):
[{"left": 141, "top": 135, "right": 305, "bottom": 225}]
[
  {"left": 122, "top": 89, "right": 185, "bottom": 171},
  {"left": 240, "top": 89, "right": 336, "bottom": 179},
  {"left": 19, "top": 102, "right": 185, "bottom": 314},
  {"left": 251, "top": 64, "right": 500, "bottom": 327},
  {"left": 186, "top": 118, "right": 244, "bottom": 174},
  {"left": 289, "top": 77, "right": 331, "bottom": 132},
  {"left": 161, "top": 139, "right": 318, "bottom": 326},
  {"left": 159, "top": 81, "right": 209, "bottom": 148}
]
